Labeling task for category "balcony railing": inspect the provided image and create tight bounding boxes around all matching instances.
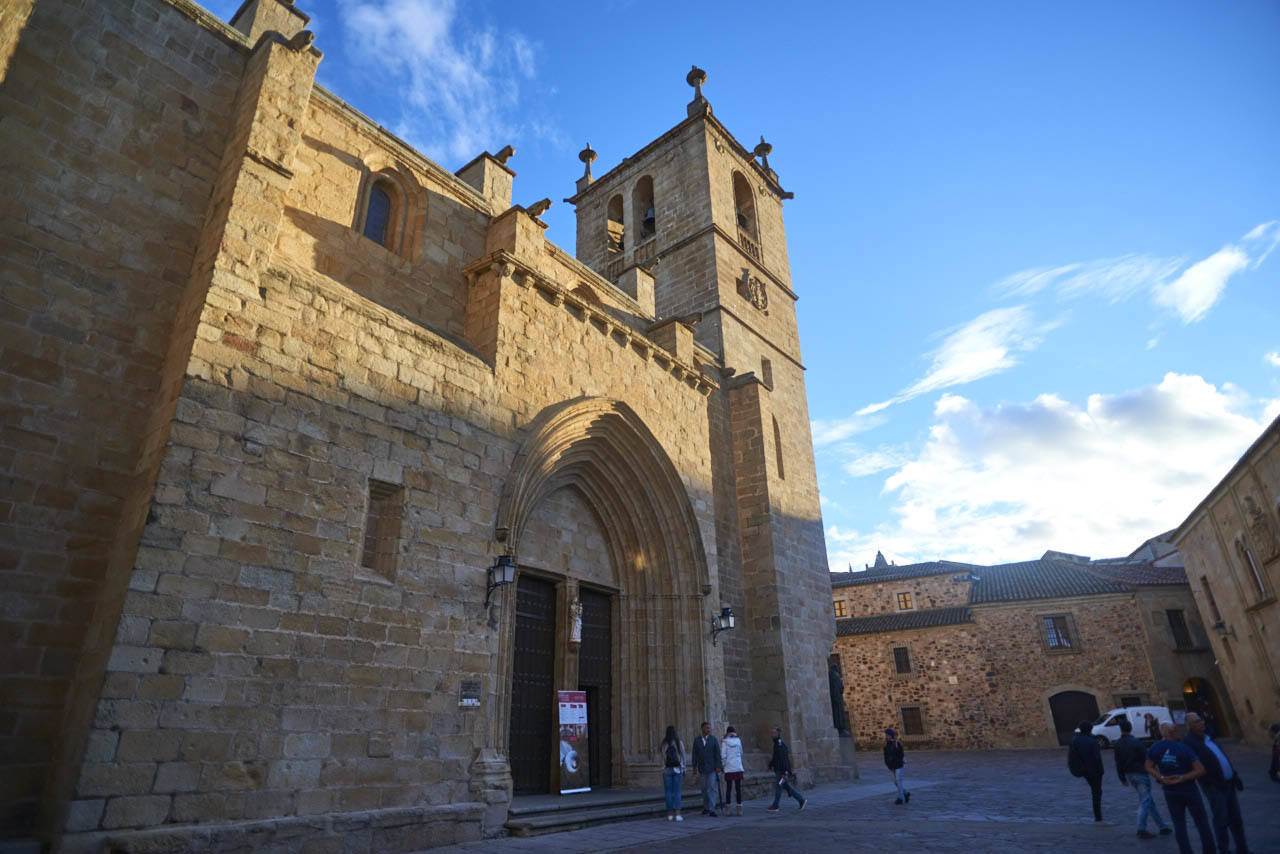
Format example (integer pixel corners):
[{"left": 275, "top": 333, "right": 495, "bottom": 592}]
[{"left": 737, "top": 229, "right": 761, "bottom": 262}]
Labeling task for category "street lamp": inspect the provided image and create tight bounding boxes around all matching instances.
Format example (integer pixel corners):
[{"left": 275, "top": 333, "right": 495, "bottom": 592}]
[
  {"left": 1210, "top": 620, "right": 1237, "bottom": 641},
  {"left": 710, "top": 606, "right": 736, "bottom": 646},
  {"left": 485, "top": 555, "right": 515, "bottom": 607}
]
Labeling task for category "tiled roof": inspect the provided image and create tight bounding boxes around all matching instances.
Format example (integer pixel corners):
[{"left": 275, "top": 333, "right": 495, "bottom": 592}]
[
  {"left": 830, "top": 560, "right": 979, "bottom": 589},
  {"left": 836, "top": 606, "right": 974, "bottom": 636},
  {"left": 1078, "top": 561, "right": 1189, "bottom": 586},
  {"left": 967, "top": 560, "right": 1132, "bottom": 604}
]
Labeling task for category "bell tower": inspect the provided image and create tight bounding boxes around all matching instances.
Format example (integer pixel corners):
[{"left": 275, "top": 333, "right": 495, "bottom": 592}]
[{"left": 566, "top": 69, "right": 845, "bottom": 781}]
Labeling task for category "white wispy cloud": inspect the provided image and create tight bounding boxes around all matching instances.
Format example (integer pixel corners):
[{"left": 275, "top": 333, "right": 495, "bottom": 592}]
[
  {"left": 855, "top": 306, "right": 1049, "bottom": 416},
  {"left": 342, "top": 0, "right": 538, "bottom": 163},
  {"left": 823, "top": 373, "right": 1271, "bottom": 570},
  {"left": 997, "top": 221, "right": 1279, "bottom": 325},
  {"left": 839, "top": 444, "right": 910, "bottom": 477},
  {"left": 1266, "top": 351, "right": 1280, "bottom": 368}
]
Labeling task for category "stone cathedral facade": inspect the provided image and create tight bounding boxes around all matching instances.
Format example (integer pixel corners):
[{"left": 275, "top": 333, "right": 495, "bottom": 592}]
[{"left": 0, "top": 0, "right": 844, "bottom": 849}]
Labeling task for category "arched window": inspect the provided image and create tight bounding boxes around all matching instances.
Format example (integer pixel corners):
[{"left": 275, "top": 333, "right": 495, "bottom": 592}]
[
  {"left": 633, "top": 175, "right": 656, "bottom": 242},
  {"left": 733, "top": 171, "right": 757, "bottom": 240},
  {"left": 606, "top": 194, "right": 625, "bottom": 254},
  {"left": 363, "top": 182, "right": 393, "bottom": 246}
]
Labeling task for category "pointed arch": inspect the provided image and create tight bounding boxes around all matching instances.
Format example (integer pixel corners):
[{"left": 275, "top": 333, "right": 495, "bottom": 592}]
[{"left": 492, "top": 397, "right": 711, "bottom": 781}]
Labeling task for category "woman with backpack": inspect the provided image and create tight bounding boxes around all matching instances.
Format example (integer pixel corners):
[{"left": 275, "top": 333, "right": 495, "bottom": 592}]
[
  {"left": 660, "top": 725, "right": 686, "bottom": 821},
  {"left": 721, "top": 725, "right": 745, "bottom": 815}
]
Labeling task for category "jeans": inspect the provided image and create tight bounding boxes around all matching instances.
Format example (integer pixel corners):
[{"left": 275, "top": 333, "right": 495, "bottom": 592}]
[
  {"left": 1084, "top": 773, "right": 1103, "bottom": 821},
  {"left": 891, "top": 767, "right": 907, "bottom": 800},
  {"left": 663, "top": 768, "right": 682, "bottom": 813},
  {"left": 699, "top": 770, "right": 719, "bottom": 813},
  {"left": 1201, "top": 783, "right": 1249, "bottom": 854},
  {"left": 1163, "top": 787, "right": 1216, "bottom": 854},
  {"left": 770, "top": 774, "right": 804, "bottom": 807},
  {"left": 1127, "top": 772, "right": 1169, "bottom": 832}
]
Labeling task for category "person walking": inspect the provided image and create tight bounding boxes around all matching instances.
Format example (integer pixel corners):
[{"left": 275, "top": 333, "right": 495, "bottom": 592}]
[
  {"left": 721, "top": 726, "right": 745, "bottom": 816},
  {"left": 660, "top": 725, "right": 686, "bottom": 822},
  {"left": 1145, "top": 713, "right": 1161, "bottom": 743},
  {"left": 883, "top": 728, "right": 910, "bottom": 804},
  {"left": 1114, "top": 716, "right": 1171, "bottom": 839},
  {"left": 765, "top": 726, "right": 807, "bottom": 812},
  {"left": 1146, "top": 722, "right": 1215, "bottom": 854},
  {"left": 1185, "top": 712, "right": 1250, "bottom": 854},
  {"left": 1067, "top": 720, "right": 1105, "bottom": 822},
  {"left": 692, "top": 721, "right": 722, "bottom": 817}
]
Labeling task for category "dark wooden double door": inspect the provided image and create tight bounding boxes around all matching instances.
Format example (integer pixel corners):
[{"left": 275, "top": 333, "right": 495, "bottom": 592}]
[{"left": 509, "top": 576, "right": 613, "bottom": 794}]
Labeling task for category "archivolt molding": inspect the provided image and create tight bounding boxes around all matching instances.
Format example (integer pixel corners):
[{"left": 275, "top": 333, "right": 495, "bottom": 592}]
[{"left": 495, "top": 396, "right": 711, "bottom": 597}]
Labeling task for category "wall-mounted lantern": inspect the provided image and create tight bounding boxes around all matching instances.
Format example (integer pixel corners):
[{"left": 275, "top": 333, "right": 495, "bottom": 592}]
[
  {"left": 710, "top": 606, "right": 736, "bottom": 646},
  {"left": 1210, "top": 620, "right": 1237, "bottom": 641},
  {"left": 485, "top": 555, "right": 515, "bottom": 607}
]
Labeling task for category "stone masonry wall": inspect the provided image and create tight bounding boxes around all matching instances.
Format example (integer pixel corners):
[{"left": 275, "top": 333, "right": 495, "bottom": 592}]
[
  {"left": 0, "top": 0, "right": 245, "bottom": 840},
  {"left": 836, "top": 573, "right": 970, "bottom": 617},
  {"left": 836, "top": 593, "right": 1160, "bottom": 750},
  {"left": 1176, "top": 427, "right": 1280, "bottom": 745}
]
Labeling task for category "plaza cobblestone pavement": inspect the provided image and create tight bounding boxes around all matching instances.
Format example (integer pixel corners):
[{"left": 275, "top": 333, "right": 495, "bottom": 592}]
[{"left": 429, "top": 744, "right": 1279, "bottom": 853}]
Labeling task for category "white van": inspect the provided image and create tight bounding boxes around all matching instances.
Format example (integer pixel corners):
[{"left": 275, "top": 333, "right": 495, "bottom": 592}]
[{"left": 1091, "top": 705, "right": 1173, "bottom": 748}]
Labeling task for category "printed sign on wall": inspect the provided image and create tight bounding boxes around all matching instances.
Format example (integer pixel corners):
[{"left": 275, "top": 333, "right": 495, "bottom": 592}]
[{"left": 557, "top": 690, "right": 590, "bottom": 794}]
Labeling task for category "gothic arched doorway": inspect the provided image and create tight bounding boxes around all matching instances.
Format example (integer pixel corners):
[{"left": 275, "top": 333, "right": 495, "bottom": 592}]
[
  {"left": 492, "top": 398, "right": 711, "bottom": 793},
  {"left": 1048, "top": 690, "right": 1099, "bottom": 746}
]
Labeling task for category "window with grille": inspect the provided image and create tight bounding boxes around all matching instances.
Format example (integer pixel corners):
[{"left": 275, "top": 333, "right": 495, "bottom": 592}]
[
  {"left": 360, "top": 479, "right": 404, "bottom": 581},
  {"left": 1166, "top": 609, "right": 1194, "bottom": 649},
  {"left": 1043, "top": 615, "right": 1073, "bottom": 649},
  {"left": 901, "top": 706, "right": 924, "bottom": 736},
  {"left": 896, "top": 592, "right": 913, "bottom": 611},
  {"left": 833, "top": 600, "right": 847, "bottom": 618},
  {"left": 893, "top": 646, "right": 912, "bottom": 674}
]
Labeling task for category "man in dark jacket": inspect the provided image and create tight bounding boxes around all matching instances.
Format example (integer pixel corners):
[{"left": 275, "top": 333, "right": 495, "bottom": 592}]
[
  {"left": 691, "top": 721, "right": 722, "bottom": 817},
  {"left": 1185, "top": 712, "right": 1250, "bottom": 854},
  {"left": 1115, "top": 717, "right": 1171, "bottom": 838},
  {"left": 1067, "top": 719, "right": 1105, "bottom": 822},
  {"left": 765, "top": 727, "right": 806, "bottom": 812},
  {"left": 883, "top": 728, "right": 909, "bottom": 804}
]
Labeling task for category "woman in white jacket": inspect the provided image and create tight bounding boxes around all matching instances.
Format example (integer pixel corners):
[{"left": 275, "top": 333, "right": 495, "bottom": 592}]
[{"left": 721, "top": 726, "right": 745, "bottom": 815}]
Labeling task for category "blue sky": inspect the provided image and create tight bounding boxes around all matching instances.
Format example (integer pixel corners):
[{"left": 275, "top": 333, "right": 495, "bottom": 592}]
[{"left": 206, "top": 0, "right": 1280, "bottom": 568}]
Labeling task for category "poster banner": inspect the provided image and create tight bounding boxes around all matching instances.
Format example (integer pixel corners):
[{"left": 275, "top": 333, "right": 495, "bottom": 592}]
[{"left": 557, "top": 690, "right": 590, "bottom": 794}]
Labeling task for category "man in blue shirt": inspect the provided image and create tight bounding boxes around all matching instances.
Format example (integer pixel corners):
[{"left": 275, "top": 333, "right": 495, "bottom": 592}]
[
  {"left": 1146, "top": 722, "right": 1215, "bottom": 854},
  {"left": 1185, "top": 712, "right": 1250, "bottom": 854}
]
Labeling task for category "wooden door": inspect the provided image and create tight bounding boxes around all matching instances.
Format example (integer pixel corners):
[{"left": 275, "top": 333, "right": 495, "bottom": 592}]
[
  {"left": 510, "top": 575, "right": 556, "bottom": 794},
  {"left": 578, "top": 588, "right": 612, "bottom": 788}
]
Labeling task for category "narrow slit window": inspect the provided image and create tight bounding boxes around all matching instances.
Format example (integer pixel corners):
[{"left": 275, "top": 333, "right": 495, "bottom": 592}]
[
  {"left": 1201, "top": 576, "right": 1222, "bottom": 623},
  {"left": 1237, "top": 540, "right": 1268, "bottom": 598},
  {"left": 361, "top": 479, "right": 404, "bottom": 580},
  {"left": 772, "top": 415, "right": 784, "bottom": 480},
  {"left": 760, "top": 357, "right": 773, "bottom": 390},
  {"left": 364, "top": 183, "right": 392, "bottom": 246}
]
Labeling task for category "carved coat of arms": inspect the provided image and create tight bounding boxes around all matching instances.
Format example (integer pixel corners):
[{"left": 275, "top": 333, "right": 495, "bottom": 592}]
[
  {"left": 1242, "top": 494, "right": 1279, "bottom": 561},
  {"left": 738, "top": 269, "right": 768, "bottom": 312}
]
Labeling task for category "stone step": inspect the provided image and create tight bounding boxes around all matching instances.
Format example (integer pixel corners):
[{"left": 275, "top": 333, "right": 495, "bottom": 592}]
[{"left": 505, "top": 799, "right": 668, "bottom": 837}]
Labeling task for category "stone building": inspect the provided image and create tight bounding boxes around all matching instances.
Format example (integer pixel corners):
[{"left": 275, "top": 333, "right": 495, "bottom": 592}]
[
  {"left": 0, "top": 0, "right": 844, "bottom": 849},
  {"left": 1172, "top": 415, "right": 1280, "bottom": 746},
  {"left": 830, "top": 541, "right": 1234, "bottom": 750}
]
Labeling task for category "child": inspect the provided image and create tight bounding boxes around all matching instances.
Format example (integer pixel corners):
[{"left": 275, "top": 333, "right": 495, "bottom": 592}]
[{"left": 884, "top": 728, "right": 910, "bottom": 804}]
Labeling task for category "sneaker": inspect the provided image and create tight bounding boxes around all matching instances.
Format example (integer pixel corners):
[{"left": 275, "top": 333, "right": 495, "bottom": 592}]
[
  {"left": 894, "top": 798, "right": 903, "bottom": 805},
  {"left": 675, "top": 815, "right": 683, "bottom": 822},
  {"left": 798, "top": 800, "right": 807, "bottom": 811},
  {"left": 904, "top": 792, "right": 911, "bottom": 803},
  {"left": 1159, "top": 828, "right": 1172, "bottom": 836},
  {"left": 708, "top": 812, "right": 718, "bottom": 817},
  {"left": 1137, "top": 830, "right": 1155, "bottom": 839},
  {"left": 766, "top": 806, "right": 779, "bottom": 812},
  {"left": 667, "top": 816, "right": 673, "bottom": 822}
]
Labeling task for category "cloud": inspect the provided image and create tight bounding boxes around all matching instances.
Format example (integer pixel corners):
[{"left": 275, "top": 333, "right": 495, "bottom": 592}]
[
  {"left": 811, "top": 412, "right": 885, "bottom": 447},
  {"left": 855, "top": 306, "right": 1049, "bottom": 415},
  {"left": 997, "top": 221, "right": 1278, "bottom": 325},
  {"left": 823, "top": 373, "right": 1270, "bottom": 569},
  {"left": 342, "top": 0, "right": 537, "bottom": 163},
  {"left": 1151, "top": 247, "right": 1248, "bottom": 323},
  {"left": 839, "top": 444, "right": 910, "bottom": 477},
  {"left": 1266, "top": 351, "right": 1280, "bottom": 368}
]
